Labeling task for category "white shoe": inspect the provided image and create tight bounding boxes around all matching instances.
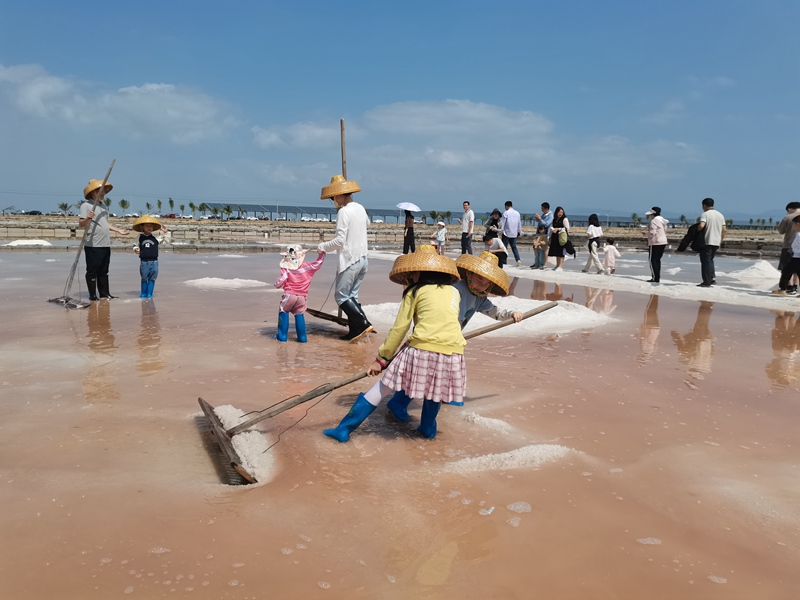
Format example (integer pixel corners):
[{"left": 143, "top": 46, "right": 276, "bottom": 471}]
[{"left": 554, "top": 267, "right": 563, "bottom": 272}]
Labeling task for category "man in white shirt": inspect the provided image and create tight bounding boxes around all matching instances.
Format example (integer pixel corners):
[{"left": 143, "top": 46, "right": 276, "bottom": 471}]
[
  {"left": 457, "top": 201, "right": 475, "bottom": 255},
  {"left": 696, "top": 197, "right": 726, "bottom": 287},
  {"left": 500, "top": 201, "right": 523, "bottom": 267},
  {"left": 318, "top": 175, "right": 373, "bottom": 341}
]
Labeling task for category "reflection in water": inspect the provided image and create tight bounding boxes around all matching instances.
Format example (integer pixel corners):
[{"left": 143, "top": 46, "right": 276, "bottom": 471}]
[
  {"left": 671, "top": 301, "right": 715, "bottom": 381},
  {"left": 545, "top": 283, "right": 573, "bottom": 303},
  {"left": 531, "top": 280, "right": 546, "bottom": 301},
  {"left": 83, "top": 301, "right": 119, "bottom": 403},
  {"left": 598, "top": 289, "right": 616, "bottom": 316},
  {"left": 765, "top": 311, "right": 800, "bottom": 388},
  {"left": 637, "top": 295, "right": 660, "bottom": 366},
  {"left": 137, "top": 300, "right": 165, "bottom": 375},
  {"left": 507, "top": 276, "right": 520, "bottom": 296}
]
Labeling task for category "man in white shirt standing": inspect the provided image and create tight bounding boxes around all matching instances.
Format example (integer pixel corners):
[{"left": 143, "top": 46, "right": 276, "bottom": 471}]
[
  {"left": 500, "top": 201, "right": 523, "bottom": 267},
  {"left": 318, "top": 175, "right": 374, "bottom": 341},
  {"left": 696, "top": 197, "right": 726, "bottom": 287},
  {"left": 457, "top": 201, "right": 475, "bottom": 255}
]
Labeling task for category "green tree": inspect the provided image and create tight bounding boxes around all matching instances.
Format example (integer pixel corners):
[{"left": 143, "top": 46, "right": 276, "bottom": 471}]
[
  {"left": 210, "top": 206, "right": 219, "bottom": 219},
  {"left": 679, "top": 214, "right": 687, "bottom": 227},
  {"left": 58, "top": 202, "right": 70, "bottom": 218},
  {"left": 189, "top": 202, "right": 197, "bottom": 217},
  {"left": 429, "top": 210, "right": 438, "bottom": 223},
  {"left": 631, "top": 213, "right": 641, "bottom": 227},
  {"left": 179, "top": 204, "right": 185, "bottom": 215},
  {"left": 168, "top": 198, "right": 174, "bottom": 212},
  {"left": 223, "top": 205, "right": 233, "bottom": 220},
  {"left": 236, "top": 204, "right": 243, "bottom": 218},
  {"left": 199, "top": 203, "right": 208, "bottom": 216},
  {"left": 104, "top": 197, "right": 113, "bottom": 210},
  {"left": 119, "top": 199, "right": 130, "bottom": 216},
  {"left": 444, "top": 210, "right": 452, "bottom": 224}
]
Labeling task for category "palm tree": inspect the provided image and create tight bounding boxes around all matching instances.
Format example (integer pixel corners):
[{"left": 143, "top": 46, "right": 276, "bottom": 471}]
[
  {"left": 119, "top": 199, "right": 130, "bottom": 216},
  {"left": 444, "top": 210, "right": 452, "bottom": 224},
  {"left": 223, "top": 205, "right": 233, "bottom": 220},
  {"left": 429, "top": 210, "right": 438, "bottom": 223},
  {"left": 199, "top": 203, "right": 208, "bottom": 217},
  {"left": 58, "top": 202, "right": 70, "bottom": 218},
  {"left": 631, "top": 213, "right": 641, "bottom": 227},
  {"left": 145, "top": 202, "right": 153, "bottom": 214},
  {"left": 210, "top": 206, "right": 219, "bottom": 219},
  {"left": 679, "top": 214, "right": 687, "bottom": 227},
  {"left": 179, "top": 204, "right": 185, "bottom": 215},
  {"left": 189, "top": 202, "right": 197, "bottom": 217},
  {"left": 157, "top": 199, "right": 163, "bottom": 214},
  {"left": 168, "top": 198, "right": 174, "bottom": 213},
  {"left": 236, "top": 204, "right": 243, "bottom": 218}
]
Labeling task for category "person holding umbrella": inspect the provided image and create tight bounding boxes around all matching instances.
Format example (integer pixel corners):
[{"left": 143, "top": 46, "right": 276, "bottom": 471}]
[{"left": 397, "top": 202, "right": 420, "bottom": 254}]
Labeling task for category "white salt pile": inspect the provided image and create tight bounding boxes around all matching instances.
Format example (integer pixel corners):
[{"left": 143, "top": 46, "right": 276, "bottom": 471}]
[
  {"left": 445, "top": 444, "right": 572, "bottom": 474},
  {"left": 184, "top": 278, "right": 271, "bottom": 290},
  {"left": 5, "top": 239, "right": 52, "bottom": 246},
  {"left": 461, "top": 412, "right": 515, "bottom": 434},
  {"left": 726, "top": 259, "right": 780, "bottom": 281},
  {"left": 213, "top": 404, "right": 277, "bottom": 484},
  {"left": 218, "top": 254, "right": 248, "bottom": 258}
]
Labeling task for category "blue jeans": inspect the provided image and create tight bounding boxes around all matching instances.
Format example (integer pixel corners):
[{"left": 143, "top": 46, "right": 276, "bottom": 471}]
[
  {"left": 140, "top": 260, "right": 159, "bottom": 283},
  {"left": 699, "top": 246, "right": 717, "bottom": 285},
  {"left": 533, "top": 248, "right": 546, "bottom": 268},
  {"left": 502, "top": 235, "right": 520, "bottom": 262},
  {"left": 334, "top": 257, "right": 368, "bottom": 305}
]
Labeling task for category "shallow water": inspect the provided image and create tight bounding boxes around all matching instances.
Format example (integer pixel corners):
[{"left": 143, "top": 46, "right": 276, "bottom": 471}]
[{"left": 1, "top": 250, "right": 799, "bottom": 599}]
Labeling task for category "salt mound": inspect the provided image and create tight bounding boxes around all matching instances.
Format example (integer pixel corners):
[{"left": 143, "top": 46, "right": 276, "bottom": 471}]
[
  {"left": 5, "top": 239, "right": 52, "bottom": 246},
  {"left": 219, "top": 254, "right": 247, "bottom": 258},
  {"left": 445, "top": 444, "right": 572, "bottom": 474},
  {"left": 214, "top": 404, "right": 277, "bottom": 484},
  {"left": 727, "top": 260, "right": 780, "bottom": 281},
  {"left": 184, "top": 277, "right": 269, "bottom": 290},
  {"left": 461, "top": 412, "right": 514, "bottom": 434}
]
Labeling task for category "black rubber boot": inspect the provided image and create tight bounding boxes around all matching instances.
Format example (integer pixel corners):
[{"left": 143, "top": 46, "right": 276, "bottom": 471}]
[
  {"left": 86, "top": 275, "right": 98, "bottom": 301},
  {"left": 355, "top": 301, "right": 373, "bottom": 330},
  {"left": 97, "top": 275, "right": 116, "bottom": 299},
  {"left": 338, "top": 299, "right": 373, "bottom": 342}
]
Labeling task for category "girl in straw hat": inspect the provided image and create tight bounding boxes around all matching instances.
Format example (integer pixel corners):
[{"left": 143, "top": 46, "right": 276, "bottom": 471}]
[
  {"left": 274, "top": 245, "right": 326, "bottom": 343},
  {"left": 132, "top": 215, "right": 167, "bottom": 299},
  {"left": 385, "top": 250, "right": 523, "bottom": 416},
  {"left": 324, "top": 245, "right": 464, "bottom": 442}
]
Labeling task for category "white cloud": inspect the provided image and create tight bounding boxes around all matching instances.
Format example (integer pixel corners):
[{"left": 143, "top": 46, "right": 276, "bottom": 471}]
[
  {"left": 0, "top": 63, "right": 238, "bottom": 144},
  {"left": 641, "top": 99, "right": 686, "bottom": 125}
]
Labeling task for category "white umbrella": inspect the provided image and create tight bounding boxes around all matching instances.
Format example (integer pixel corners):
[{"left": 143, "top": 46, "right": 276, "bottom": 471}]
[{"left": 396, "top": 202, "right": 421, "bottom": 212}]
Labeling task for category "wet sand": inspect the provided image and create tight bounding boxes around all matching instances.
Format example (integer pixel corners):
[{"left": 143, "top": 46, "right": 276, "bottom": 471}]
[{"left": 1, "top": 250, "right": 799, "bottom": 599}]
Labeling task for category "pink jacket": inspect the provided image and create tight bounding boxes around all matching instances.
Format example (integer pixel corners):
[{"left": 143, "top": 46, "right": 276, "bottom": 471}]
[
  {"left": 647, "top": 216, "right": 669, "bottom": 246},
  {"left": 274, "top": 252, "right": 325, "bottom": 296}
]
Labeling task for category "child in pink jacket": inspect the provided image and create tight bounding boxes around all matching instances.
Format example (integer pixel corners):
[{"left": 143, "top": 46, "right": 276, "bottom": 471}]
[{"left": 274, "top": 245, "right": 325, "bottom": 342}]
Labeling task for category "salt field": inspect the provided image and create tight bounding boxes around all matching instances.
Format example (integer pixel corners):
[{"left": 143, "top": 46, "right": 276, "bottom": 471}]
[{"left": 1, "top": 248, "right": 799, "bottom": 599}]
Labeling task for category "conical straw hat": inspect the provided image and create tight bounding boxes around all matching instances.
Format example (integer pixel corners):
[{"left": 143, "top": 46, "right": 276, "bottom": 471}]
[
  {"left": 320, "top": 174, "right": 361, "bottom": 199},
  {"left": 456, "top": 251, "right": 509, "bottom": 296},
  {"left": 83, "top": 179, "right": 113, "bottom": 200},
  {"left": 132, "top": 215, "right": 163, "bottom": 232},
  {"left": 389, "top": 245, "right": 459, "bottom": 285}
]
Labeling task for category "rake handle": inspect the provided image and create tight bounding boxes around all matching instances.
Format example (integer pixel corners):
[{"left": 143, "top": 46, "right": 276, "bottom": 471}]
[{"left": 226, "top": 300, "right": 559, "bottom": 435}]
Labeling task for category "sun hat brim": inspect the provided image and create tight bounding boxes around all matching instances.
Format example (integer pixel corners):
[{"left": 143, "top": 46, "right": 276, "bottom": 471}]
[
  {"left": 389, "top": 245, "right": 460, "bottom": 285},
  {"left": 320, "top": 175, "right": 361, "bottom": 199},
  {"left": 83, "top": 179, "right": 113, "bottom": 200},
  {"left": 132, "top": 215, "right": 163, "bottom": 232},
  {"left": 456, "top": 252, "right": 510, "bottom": 296}
]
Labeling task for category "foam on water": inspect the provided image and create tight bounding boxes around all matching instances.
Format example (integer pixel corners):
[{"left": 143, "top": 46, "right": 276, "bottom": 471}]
[
  {"left": 445, "top": 444, "right": 572, "bottom": 473},
  {"left": 461, "top": 412, "right": 514, "bottom": 434},
  {"left": 184, "top": 277, "right": 270, "bottom": 290}
]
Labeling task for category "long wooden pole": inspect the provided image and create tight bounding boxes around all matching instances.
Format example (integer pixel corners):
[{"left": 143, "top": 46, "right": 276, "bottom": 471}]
[
  {"left": 226, "top": 301, "right": 558, "bottom": 435},
  {"left": 340, "top": 119, "right": 347, "bottom": 179}
]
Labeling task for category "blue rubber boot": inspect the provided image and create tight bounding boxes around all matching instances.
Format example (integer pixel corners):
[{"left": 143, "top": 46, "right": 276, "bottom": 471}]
[
  {"left": 276, "top": 312, "right": 289, "bottom": 342},
  {"left": 417, "top": 399, "right": 441, "bottom": 440},
  {"left": 140, "top": 281, "right": 148, "bottom": 299},
  {"left": 295, "top": 313, "right": 307, "bottom": 343},
  {"left": 387, "top": 390, "right": 413, "bottom": 422},
  {"left": 324, "top": 393, "right": 376, "bottom": 443},
  {"left": 146, "top": 280, "right": 155, "bottom": 298}
]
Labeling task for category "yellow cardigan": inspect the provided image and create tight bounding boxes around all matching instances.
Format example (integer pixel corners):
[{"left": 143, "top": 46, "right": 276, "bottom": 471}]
[{"left": 378, "top": 284, "right": 466, "bottom": 362}]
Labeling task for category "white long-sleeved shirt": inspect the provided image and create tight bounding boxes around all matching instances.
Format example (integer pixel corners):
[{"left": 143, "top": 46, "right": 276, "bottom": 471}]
[{"left": 318, "top": 201, "right": 369, "bottom": 273}]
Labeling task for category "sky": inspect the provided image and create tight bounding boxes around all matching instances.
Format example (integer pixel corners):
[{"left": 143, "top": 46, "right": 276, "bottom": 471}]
[{"left": 0, "top": 0, "right": 797, "bottom": 221}]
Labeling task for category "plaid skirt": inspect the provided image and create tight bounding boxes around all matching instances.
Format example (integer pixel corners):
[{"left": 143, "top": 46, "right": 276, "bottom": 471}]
[{"left": 380, "top": 346, "right": 466, "bottom": 404}]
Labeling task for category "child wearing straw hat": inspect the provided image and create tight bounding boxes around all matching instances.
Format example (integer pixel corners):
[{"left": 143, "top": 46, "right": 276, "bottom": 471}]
[
  {"left": 132, "top": 215, "right": 167, "bottom": 299},
  {"left": 324, "top": 245, "right": 465, "bottom": 442},
  {"left": 273, "top": 244, "right": 326, "bottom": 343},
  {"left": 385, "top": 250, "right": 523, "bottom": 415}
]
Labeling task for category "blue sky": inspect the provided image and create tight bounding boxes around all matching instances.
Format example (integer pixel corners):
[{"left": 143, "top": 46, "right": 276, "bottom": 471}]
[{"left": 0, "top": 1, "right": 797, "bottom": 220}]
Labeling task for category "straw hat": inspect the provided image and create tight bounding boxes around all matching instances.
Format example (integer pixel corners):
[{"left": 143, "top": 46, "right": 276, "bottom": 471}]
[
  {"left": 456, "top": 251, "right": 510, "bottom": 296},
  {"left": 132, "top": 215, "right": 163, "bottom": 232},
  {"left": 320, "top": 174, "right": 361, "bottom": 199},
  {"left": 389, "top": 245, "right": 460, "bottom": 285},
  {"left": 279, "top": 244, "right": 308, "bottom": 270},
  {"left": 83, "top": 179, "right": 113, "bottom": 200}
]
